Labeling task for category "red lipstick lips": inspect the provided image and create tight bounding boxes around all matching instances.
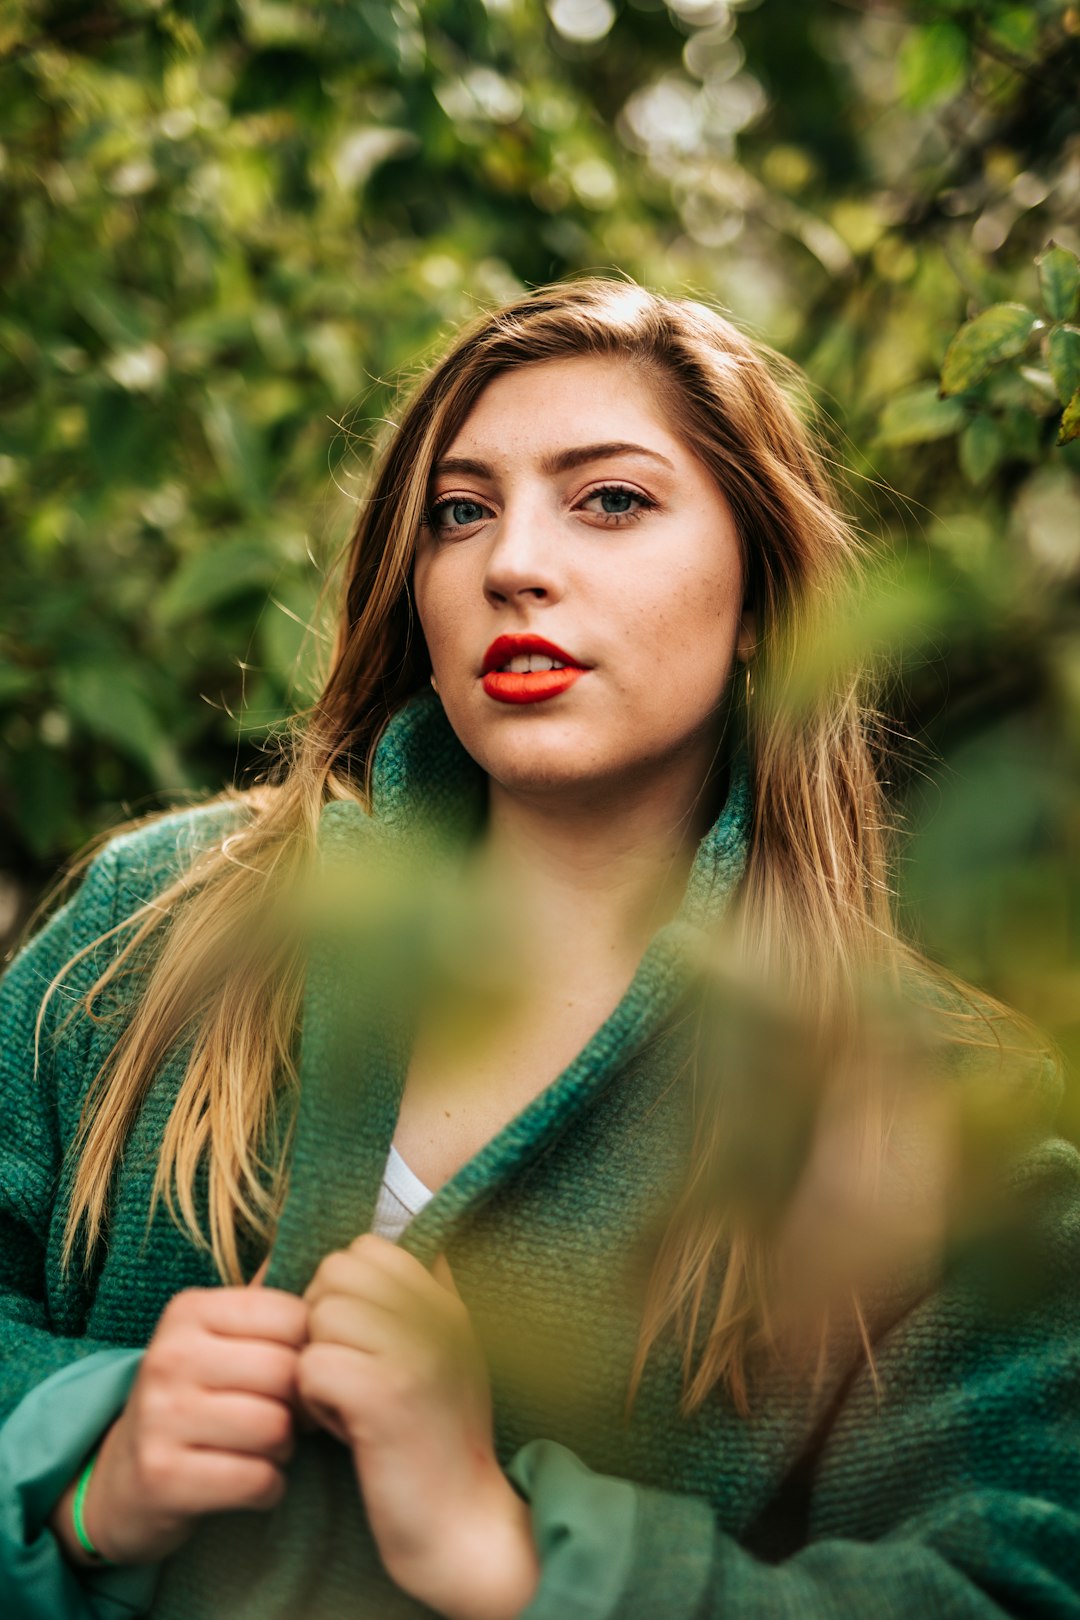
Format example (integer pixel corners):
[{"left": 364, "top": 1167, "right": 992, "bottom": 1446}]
[{"left": 481, "top": 634, "right": 589, "bottom": 706}]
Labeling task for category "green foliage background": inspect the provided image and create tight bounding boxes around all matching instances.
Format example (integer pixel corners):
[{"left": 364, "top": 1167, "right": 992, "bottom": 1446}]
[{"left": 2, "top": 0, "right": 1079, "bottom": 1122}]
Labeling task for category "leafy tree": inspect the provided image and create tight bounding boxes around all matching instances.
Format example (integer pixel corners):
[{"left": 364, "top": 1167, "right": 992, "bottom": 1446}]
[{"left": 1, "top": 0, "right": 1078, "bottom": 1125}]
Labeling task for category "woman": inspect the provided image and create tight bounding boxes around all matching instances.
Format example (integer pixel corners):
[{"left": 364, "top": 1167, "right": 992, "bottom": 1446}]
[{"left": 1, "top": 276, "right": 1077, "bottom": 1620}]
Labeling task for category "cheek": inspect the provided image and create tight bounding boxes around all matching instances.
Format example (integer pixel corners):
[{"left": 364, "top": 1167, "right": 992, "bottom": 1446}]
[
  {"left": 617, "top": 556, "right": 742, "bottom": 710},
  {"left": 413, "top": 553, "right": 467, "bottom": 663}
]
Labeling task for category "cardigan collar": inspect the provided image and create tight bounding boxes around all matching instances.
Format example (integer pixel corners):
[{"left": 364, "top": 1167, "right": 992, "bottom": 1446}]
[{"left": 264, "top": 687, "right": 754, "bottom": 1292}]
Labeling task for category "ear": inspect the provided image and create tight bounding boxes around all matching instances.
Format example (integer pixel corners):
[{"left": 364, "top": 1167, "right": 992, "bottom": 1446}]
[{"left": 736, "top": 605, "right": 757, "bottom": 664}]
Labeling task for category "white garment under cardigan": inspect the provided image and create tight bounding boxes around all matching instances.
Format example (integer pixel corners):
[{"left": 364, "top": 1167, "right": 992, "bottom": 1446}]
[{"left": 369, "top": 1143, "right": 435, "bottom": 1240}]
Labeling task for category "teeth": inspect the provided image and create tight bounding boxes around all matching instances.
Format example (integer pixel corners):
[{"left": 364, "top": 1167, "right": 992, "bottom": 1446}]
[{"left": 502, "top": 654, "right": 565, "bottom": 673}]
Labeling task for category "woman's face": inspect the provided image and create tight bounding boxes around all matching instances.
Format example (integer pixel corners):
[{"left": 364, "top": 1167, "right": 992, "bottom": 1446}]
[{"left": 413, "top": 354, "right": 755, "bottom": 807}]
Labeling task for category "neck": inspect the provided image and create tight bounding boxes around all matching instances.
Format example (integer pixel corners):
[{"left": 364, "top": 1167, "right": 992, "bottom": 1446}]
[{"left": 473, "top": 752, "right": 728, "bottom": 981}]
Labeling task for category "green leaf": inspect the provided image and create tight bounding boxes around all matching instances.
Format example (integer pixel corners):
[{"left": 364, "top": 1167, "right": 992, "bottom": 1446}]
[
  {"left": 201, "top": 390, "right": 266, "bottom": 505},
  {"left": 6, "top": 743, "right": 77, "bottom": 859},
  {"left": 259, "top": 575, "right": 322, "bottom": 695},
  {"left": 0, "top": 662, "right": 36, "bottom": 704},
  {"left": 1014, "top": 468, "right": 1080, "bottom": 571},
  {"left": 985, "top": 365, "right": 1059, "bottom": 416},
  {"left": 986, "top": 7, "right": 1040, "bottom": 57},
  {"left": 239, "top": 2, "right": 323, "bottom": 48},
  {"left": 959, "top": 416, "right": 1003, "bottom": 487},
  {"left": 87, "top": 388, "right": 163, "bottom": 486},
  {"left": 1047, "top": 326, "right": 1080, "bottom": 406},
  {"left": 156, "top": 538, "right": 282, "bottom": 627},
  {"left": 1037, "top": 243, "right": 1080, "bottom": 323},
  {"left": 998, "top": 407, "right": 1042, "bottom": 463},
  {"left": 56, "top": 662, "right": 188, "bottom": 786},
  {"left": 899, "top": 22, "right": 968, "bottom": 108},
  {"left": 877, "top": 385, "right": 967, "bottom": 447},
  {"left": 940, "top": 304, "right": 1039, "bottom": 396},
  {"left": 73, "top": 287, "right": 150, "bottom": 350},
  {"left": 1016, "top": 367, "right": 1063, "bottom": 414},
  {"left": 1059, "top": 390, "right": 1080, "bottom": 446}
]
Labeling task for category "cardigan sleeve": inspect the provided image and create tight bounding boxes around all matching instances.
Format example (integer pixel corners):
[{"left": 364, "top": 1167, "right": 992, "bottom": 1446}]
[
  {"left": 0, "top": 803, "right": 243, "bottom": 1416},
  {"left": 0, "top": 1350, "right": 161, "bottom": 1620},
  {"left": 1, "top": 808, "right": 247, "bottom": 1620},
  {"left": 0, "top": 845, "right": 166, "bottom": 1617},
  {"left": 0, "top": 842, "right": 140, "bottom": 1422},
  {"left": 507, "top": 1138, "right": 1080, "bottom": 1620}
]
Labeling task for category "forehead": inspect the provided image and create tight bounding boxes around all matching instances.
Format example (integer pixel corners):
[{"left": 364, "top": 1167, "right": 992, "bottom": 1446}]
[{"left": 441, "top": 354, "right": 686, "bottom": 469}]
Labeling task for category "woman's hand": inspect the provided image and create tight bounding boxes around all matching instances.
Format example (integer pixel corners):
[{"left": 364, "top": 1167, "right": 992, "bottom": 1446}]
[
  {"left": 299, "top": 1234, "right": 538, "bottom": 1620},
  {"left": 49, "top": 1275, "right": 307, "bottom": 1568}
]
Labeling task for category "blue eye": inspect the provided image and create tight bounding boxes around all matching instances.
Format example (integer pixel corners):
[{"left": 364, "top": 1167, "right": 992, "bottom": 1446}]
[
  {"left": 424, "top": 497, "right": 490, "bottom": 532},
  {"left": 583, "top": 484, "right": 657, "bottom": 524},
  {"left": 422, "top": 482, "right": 657, "bottom": 534},
  {"left": 596, "top": 488, "right": 634, "bottom": 514}
]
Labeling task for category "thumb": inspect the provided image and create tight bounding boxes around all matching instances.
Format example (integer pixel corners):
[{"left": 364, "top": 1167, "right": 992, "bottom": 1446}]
[
  {"left": 431, "top": 1252, "right": 461, "bottom": 1297},
  {"left": 248, "top": 1255, "right": 271, "bottom": 1288}
]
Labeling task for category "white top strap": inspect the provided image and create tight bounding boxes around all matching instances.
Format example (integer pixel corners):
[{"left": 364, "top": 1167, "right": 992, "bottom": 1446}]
[{"left": 369, "top": 1144, "right": 435, "bottom": 1241}]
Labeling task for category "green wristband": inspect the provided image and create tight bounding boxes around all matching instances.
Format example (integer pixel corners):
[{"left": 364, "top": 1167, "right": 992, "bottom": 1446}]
[{"left": 72, "top": 1450, "right": 115, "bottom": 1566}]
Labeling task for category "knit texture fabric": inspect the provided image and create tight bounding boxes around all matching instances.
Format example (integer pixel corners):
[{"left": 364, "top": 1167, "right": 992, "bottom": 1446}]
[{"left": 1, "top": 686, "right": 1079, "bottom": 1619}]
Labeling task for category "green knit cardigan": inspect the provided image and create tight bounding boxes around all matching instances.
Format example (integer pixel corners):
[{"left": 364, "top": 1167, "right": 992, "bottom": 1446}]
[{"left": 1, "top": 688, "right": 1079, "bottom": 1620}]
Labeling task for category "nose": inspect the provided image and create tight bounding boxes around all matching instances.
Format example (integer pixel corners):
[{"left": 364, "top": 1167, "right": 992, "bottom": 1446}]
[{"left": 481, "top": 489, "right": 565, "bottom": 610}]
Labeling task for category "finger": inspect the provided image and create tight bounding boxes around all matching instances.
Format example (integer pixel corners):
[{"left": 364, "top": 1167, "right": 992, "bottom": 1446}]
[
  {"left": 306, "top": 1235, "right": 453, "bottom": 1318},
  {"left": 176, "top": 1287, "right": 308, "bottom": 1349},
  {"left": 297, "top": 1343, "right": 377, "bottom": 1445},
  {"left": 296, "top": 1404, "right": 322, "bottom": 1436},
  {"left": 302, "top": 1396, "right": 351, "bottom": 1447},
  {"left": 346, "top": 1231, "right": 435, "bottom": 1291},
  {"left": 248, "top": 1256, "right": 270, "bottom": 1288},
  {"left": 162, "top": 1450, "right": 287, "bottom": 1517},
  {"left": 307, "top": 1292, "right": 401, "bottom": 1356},
  {"left": 430, "top": 1253, "right": 461, "bottom": 1298},
  {"left": 193, "top": 1340, "right": 300, "bottom": 1404},
  {"left": 361, "top": 1237, "right": 464, "bottom": 1312},
  {"left": 304, "top": 1247, "right": 419, "bottom": 1315},
  {"left": 347, "top": 1231, "right": 401, "bottom": 1263},
  {"left": 184, "top": 1391, "right": 296, "bottom": 1464}
]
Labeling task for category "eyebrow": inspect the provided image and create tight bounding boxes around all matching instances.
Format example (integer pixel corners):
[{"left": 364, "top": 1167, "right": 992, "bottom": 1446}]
[{"left": 430, "top": 441, "right": 676, "bottom": 480}]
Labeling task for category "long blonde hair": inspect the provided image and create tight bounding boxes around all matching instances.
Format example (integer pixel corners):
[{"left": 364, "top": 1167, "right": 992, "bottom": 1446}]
[{"left": 35, "top": 275, "right": 1052, "bottom": 1412}]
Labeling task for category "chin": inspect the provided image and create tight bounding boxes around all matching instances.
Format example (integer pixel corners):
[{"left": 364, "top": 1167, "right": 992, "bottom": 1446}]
[
  {"left": 472, "top": 725, "right": 674, "bottom": 805},
  {"left": 451, "top": 713, "right": 595, "bottom": 793},
  {"left": 479, "top": 741, "right": 604, "bottom": 798}
]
